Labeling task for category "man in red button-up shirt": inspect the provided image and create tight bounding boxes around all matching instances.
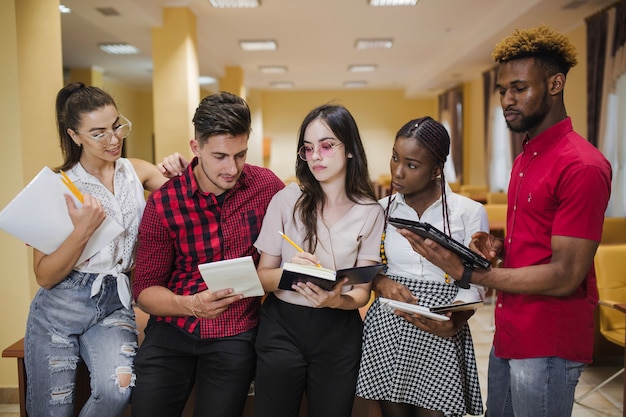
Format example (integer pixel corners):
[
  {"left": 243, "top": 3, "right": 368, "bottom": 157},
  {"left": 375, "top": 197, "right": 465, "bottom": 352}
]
[{"left": 398, "top": 25, "right": 611, "bottom": 417}]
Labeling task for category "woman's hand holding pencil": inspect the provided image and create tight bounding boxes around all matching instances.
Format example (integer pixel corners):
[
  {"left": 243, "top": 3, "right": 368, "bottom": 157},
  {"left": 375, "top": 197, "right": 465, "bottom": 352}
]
[{"left": 278, "top": 231, "right": 322, "bottom": 267}]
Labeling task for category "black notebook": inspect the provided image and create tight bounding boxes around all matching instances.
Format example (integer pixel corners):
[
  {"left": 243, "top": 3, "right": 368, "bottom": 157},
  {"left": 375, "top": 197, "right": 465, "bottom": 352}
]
[
  {"left": 388, "top": 217, "right": 491, "bottom": 269},
  {"left": 278, "top": 263, "right": 384, "bottom": 291}
]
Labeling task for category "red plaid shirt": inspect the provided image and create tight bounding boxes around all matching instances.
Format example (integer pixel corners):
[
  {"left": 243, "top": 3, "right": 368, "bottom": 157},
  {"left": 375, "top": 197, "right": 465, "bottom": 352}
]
[{"left": 133, "top": 158, "right": 284, "bottom": 338}]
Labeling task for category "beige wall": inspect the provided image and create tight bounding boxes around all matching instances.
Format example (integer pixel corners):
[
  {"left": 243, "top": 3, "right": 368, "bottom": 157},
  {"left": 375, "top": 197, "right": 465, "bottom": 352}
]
[
  {"left": 259, "top": 89, "right": 436, "bottom": 181},
  {"left": 563, "top": 24, "right": 588, "bottom": 138},
  {"left": 104, "top": 82, "right": 156, "bottom": 163}
]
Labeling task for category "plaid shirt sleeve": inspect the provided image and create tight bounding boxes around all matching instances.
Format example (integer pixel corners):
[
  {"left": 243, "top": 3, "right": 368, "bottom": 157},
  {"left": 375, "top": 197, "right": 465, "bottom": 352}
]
[{"left": 133, "top": 195, "right": 176, "bottom": 301}]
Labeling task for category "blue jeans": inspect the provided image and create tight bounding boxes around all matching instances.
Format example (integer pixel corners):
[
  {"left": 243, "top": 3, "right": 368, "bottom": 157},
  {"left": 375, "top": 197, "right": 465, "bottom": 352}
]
[
  {"left": 486, "top": 347, "right": 586, "bottom": 417},
  {"left": 25, "top": 271, "right": 138, "bottom": 417}
]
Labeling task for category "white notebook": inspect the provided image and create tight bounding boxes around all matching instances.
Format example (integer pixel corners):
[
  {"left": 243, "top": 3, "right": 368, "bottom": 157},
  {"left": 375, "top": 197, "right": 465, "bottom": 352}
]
[
  {"left": 0, "top": 166, "right": 124, "bottom": 265},
  {"left": 378, "top": 297, "right": 451, "bottom": 321},
  {"left": 198, "top": 256, "right": 265, "bottom": 298}
]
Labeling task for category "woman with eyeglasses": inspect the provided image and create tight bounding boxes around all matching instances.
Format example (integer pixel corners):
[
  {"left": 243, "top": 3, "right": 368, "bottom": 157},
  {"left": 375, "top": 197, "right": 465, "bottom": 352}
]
[
  {"left": 355, "top": 117, "right": 486, "bottom": 417},
  {"left": 24, "top": 82, "right": 168, "bottom": 417},
  {"left": 252, "top": 104, "right": 385, "bottom": 417}
]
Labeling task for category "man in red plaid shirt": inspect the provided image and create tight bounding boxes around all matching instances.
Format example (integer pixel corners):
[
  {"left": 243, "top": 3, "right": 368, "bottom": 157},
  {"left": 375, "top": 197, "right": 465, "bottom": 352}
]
[{"left": 131, "top": 92, "right": 284, "bottom": 417}]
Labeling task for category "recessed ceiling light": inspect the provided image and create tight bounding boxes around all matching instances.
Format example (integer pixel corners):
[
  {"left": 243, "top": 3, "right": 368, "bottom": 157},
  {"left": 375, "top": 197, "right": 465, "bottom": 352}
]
[
  {"left": 355, "top": 39, "right": 393, "bottom": 50},
  {"left": 210, "top": 0, "right": 260, "bottom": 8},
  {"left": 59, "top": 4, "right": 72, "bottom": 14},
  {"left": 369, "top": 0, "right": 418, "bottom": 5},
  {"left": 259, "top": 65, "right": 288, "bottom": 74},
  {"left": 199, "top": 76, "right": 217, "bottom": 85},
  {"left": 239, "top": 40, "right": 277, "bottom": 51},
  {"left": 349, "top": 65, "right": 377, "bottom": 73},
  {"left": 98, "top": 43, "right": 140, "bottom": 55},
  {"left": 344, "top": 81, "right": 368, "bottom": 88},
  {"left": 270, "top": 81, "right": 293, "bottom": 89}
]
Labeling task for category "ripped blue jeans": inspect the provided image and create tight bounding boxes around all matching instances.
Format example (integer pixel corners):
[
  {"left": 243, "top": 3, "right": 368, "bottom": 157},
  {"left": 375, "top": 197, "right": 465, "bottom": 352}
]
[{"left": 25, "top": 271, "right": 137, "bottom": 417}]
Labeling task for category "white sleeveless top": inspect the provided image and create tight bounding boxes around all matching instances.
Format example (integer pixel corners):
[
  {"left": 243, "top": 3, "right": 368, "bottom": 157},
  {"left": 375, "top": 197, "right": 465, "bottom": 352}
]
[{"left": 66, "top": 158, "right": 146, "bottom": 308}]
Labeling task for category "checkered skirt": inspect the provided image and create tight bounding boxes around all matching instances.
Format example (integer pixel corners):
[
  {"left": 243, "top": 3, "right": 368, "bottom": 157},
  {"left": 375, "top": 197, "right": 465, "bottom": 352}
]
[{"left": 356, "top": 276, "right": 484, "bottom": 417}]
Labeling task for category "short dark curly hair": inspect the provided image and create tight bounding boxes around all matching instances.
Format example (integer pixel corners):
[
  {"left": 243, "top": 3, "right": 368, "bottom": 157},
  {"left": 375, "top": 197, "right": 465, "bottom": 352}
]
[{"left": 491, "top": 24, "right": 578, "bottom": 75}]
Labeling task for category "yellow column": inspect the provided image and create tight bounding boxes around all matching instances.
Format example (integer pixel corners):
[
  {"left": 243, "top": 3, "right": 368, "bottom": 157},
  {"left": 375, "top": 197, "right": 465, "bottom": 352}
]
[
  {"left": 16, "top": 0, "right": 64, "bottom": 180},
  {"left": 70, "top": 67, "right": 105, "bottom": 87},
  {"left": 0, "top": 0, "right": 63, "bottom": 387},
  {"left": 220, "top": 66, "right": 246, "bottom": 98},
  {"left": 152, "top": 7, "right": 199, "bottom": 161},
  {"left": 218, "top": 67, "right": 264, "bottom": 165}
]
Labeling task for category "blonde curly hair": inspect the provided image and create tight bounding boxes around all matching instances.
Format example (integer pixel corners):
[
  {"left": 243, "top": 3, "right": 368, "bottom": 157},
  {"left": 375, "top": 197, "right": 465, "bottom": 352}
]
[{"left": 491, "top": 24, "right": 578, "bottom": 75}]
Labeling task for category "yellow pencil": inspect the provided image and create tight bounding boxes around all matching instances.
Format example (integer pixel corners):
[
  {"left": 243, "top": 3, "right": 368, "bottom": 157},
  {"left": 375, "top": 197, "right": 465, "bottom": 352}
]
[
  {"left": 60, "top": 170, "right": 84, "bottom": 203},
  {"left": 278, "top": 231, "right": 322, "bottom": 267}
]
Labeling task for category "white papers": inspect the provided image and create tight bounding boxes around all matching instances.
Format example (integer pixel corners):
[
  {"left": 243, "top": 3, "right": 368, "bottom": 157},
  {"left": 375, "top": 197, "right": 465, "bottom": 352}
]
[
  {"left": 0, "top": 166, "right": 124, "bottom": 265},
  {"left": 198, "top": 256, "right": 265, "bottom": 298},
  {"left": 378, "top": 297, "right": 450, "bottom": 321}
]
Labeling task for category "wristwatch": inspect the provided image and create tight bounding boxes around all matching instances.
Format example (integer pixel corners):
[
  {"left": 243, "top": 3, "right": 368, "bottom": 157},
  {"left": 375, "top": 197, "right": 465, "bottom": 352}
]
[{"left": 455, "top": 265, "right": 473, "bottom": 289}]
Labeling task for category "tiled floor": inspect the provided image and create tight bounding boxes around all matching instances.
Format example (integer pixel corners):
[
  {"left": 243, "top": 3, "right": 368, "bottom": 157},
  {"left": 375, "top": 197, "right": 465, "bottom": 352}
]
[
  {"left": 1, "top": 302, "right": 622, "bottom": 417},
  {"left": 468, "top": 302, "right": 624, "bottom": 417}
]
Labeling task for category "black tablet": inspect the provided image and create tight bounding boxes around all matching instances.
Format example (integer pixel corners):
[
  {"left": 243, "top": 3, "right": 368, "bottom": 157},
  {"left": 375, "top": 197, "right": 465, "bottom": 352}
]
[
  {"left": 388, "top": 218, "right": 491, "bottom": 270},
  {"left": 429, "top": 301, "right": 484, "bottom": 313}
]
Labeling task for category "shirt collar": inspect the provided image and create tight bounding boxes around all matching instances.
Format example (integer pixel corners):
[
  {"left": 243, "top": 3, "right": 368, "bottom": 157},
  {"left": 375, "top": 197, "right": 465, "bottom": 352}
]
[
  {"left": 387, "top": 182, "right": 454, "bottom": 214},
  {"left": 70, "top": 158, "right": 124, "bottom": 185},
  {"left": 182, "top": 156, "right": 248, "bottom": 198},
  {"left": 523, "top": 117, "right": 573, "bottom": 154}
]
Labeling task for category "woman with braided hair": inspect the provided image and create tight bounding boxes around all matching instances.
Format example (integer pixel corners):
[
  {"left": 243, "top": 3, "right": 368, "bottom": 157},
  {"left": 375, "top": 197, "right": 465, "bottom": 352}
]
[{"left": 356, "top": 116, "right": 487, "bottom": 417}]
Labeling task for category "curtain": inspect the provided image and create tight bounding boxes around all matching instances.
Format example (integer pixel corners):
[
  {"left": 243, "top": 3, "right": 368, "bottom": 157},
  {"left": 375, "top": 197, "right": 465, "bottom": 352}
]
[
  {"left": 586, "top": 9, "right": 608, "bottom": 147},
  {"left": 587, "top": 0, "right": 626, "bottom": 216},
  {"left": 438, "top": 86, "right": 463, "bottom": 184},
  {"left": 482, "top": 67, "right": 521, "bottom": 192}
]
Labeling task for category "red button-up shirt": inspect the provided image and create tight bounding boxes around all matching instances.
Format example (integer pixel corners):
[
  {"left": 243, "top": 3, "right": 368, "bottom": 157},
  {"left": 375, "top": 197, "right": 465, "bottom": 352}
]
[{"left": 496, "top": 118, "right": 611, "bottom": 363}]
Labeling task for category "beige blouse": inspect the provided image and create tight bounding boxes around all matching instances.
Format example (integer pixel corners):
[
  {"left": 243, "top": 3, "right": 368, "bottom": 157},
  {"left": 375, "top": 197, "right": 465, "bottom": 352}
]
[{"left": 254, "top": 182, "right": 385, "bottom": 307}]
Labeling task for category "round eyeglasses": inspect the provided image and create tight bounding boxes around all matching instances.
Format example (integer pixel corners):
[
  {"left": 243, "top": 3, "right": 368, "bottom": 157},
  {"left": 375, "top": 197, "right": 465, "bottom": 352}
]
[
  {"left": 298, "top": 142, "right": 343, "bottom": 161},
  {"left": 73, "top": 114, "right": 132, "bottom": 146}
]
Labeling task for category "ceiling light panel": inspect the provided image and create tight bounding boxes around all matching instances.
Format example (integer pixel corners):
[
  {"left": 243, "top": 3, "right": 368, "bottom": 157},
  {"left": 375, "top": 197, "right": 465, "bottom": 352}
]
[
  {"left": 240, "top": 40, "right": 277, "bottom": 51},
  {"left": 355, "top": 39, "right": 393, "bottom": 50},
  {"left": 270, "top": 81, "right": 293, "bottom": 89},
  {"left": 344, "top": 81, "right": 368, "bottom": 88},
  {"left": 199, "top": 76, "right": 217, "bottom": 85},
  {"left": 99, "top": 43, "right": 140, "bottom": 55},
  {"left": 259, "top": 65, "right": 287, "bottom": 74},
  {"left": 209, "top": 0, "right": 260, "bottom": 8},
  {"left": 369, "top": 0, "right": 418, "bottom": 5},
  {"left": 59, "top": 4, "right": 72, "bottom": 14},
  {"left": 349, "top": 65, "right": 377, "bottom": 73}
]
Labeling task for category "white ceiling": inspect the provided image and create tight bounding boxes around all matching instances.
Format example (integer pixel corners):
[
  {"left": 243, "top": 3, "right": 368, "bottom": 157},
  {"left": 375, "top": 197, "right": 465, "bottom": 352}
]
[{"left": 59, "top": 0, "right": 615, "bottom": 97}]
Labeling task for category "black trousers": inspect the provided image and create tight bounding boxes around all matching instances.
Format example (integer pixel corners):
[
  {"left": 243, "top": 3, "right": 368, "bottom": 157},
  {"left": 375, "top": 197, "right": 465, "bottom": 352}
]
[
  {"left": 254, "top": 293, "right": 363, "bottom": 417},
  {"left": 131, "top": 321, "right": 256, "bottom": 417}
]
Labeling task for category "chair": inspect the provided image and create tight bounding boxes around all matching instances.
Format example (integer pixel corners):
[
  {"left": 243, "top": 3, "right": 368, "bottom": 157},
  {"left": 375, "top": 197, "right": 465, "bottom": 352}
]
[
  {"left": 575, "top": 244, "right": 626, "bottom": 408},
  {"left": 601, "top": 217, "right": 626, "bottom": 244},
  {"left": 483, "top": 204, "right": 507, "bottom": 237},
  {"left": 459, "top": 184, "right": 488, "bottom": 202},
  {"left": 486, "top": 191, "right": 508, "bottom": 204}
]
